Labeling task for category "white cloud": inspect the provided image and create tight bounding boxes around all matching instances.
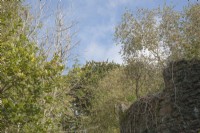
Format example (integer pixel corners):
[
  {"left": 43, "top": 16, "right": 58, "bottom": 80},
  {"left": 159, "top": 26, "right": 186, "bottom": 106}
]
[
  {"left": 108, "top": 0, "right": 129, "bottom": 8},
  {"left": 106, "top": 44, "right": 123, "bottom": 64},
  {"left": 80, "top": 21, "right": 123, "bottom": 64},
  {"left": 69, "top": 0, "right": 126, "bottom": 65},
  {"left": 84, "top": 42, "right": 123, "bottom": 64},
  {"left": 84, "top": 42, "right": 106, "bottom": 60}
]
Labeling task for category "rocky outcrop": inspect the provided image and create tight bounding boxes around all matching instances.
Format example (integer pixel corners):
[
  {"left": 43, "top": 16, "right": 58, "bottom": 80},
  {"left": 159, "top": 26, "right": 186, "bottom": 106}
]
[{"left": 120, "top": 59, "right": 200, "bottom": 133}]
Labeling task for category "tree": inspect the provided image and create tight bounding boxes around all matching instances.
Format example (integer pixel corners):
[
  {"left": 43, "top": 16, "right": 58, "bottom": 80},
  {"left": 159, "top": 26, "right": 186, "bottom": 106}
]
[
  {"left": 182, "top": 4, "right": 200, "bottom": 58},
  {"left": 115, "top": 4, "right": 200, "bottom": 98},
  {"left": 66, "top": 61, "right": 120, "bottom": 131},
  {"left": 124, "top": 58, "right": 163, "bottom": 98},
  {"left": 115, "top": 4, "right": 200, "bottom": 63},
  {"left": 0, "top": 1, "right": 72, "bottom": 132},
  {"left": 86, "top": 68, "right": 133, "bottom": 133}
]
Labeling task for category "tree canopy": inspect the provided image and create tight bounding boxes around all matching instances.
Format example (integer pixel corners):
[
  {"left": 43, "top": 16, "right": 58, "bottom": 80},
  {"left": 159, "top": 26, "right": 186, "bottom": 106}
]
[{"left": 0, "top": 1, "right": 199, "bottom": 132}]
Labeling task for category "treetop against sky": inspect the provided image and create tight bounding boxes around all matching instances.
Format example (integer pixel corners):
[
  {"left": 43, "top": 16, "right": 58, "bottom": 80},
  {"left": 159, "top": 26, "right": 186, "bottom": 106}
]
[{"left": 25, "top": 0, "right": 199, "bottom": 66}]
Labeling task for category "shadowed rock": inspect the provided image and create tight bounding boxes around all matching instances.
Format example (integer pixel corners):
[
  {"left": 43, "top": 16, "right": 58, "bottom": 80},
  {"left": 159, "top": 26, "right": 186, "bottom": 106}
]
[{"left": 120, "top": 59, "right": 200, "bottom": 133}]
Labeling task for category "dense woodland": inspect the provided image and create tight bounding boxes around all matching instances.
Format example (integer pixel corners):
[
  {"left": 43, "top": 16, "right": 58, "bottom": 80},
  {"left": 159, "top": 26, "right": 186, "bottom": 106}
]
[{"left": 0, "top": 0, "right": 200, "bottom": 132}]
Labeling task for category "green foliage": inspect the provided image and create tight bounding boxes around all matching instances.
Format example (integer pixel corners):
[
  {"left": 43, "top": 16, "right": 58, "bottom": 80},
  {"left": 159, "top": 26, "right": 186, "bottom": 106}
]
[
  {"left": 182, "top": 4, "right": 200, "bottom": 58},
  {"left": 0, "top": 1, "right": 71, "bottom": 132},
  {"left": 1, "top": 1, "right": 199, "bottom": 132},
  {"left": 124, "top": 58, "right": 163, "bottom": 98},
  {"left": 68, "top": 61, "right": 119, "bottom": 114},
  {"left": 115, "top": 4, "right": 200, "bottom": 62},
  {"left": 114, "top": 3, "right": 200, "bottom": 101},
  {"left": 66, "top": 61, "right": 120, "bottom": 130},
  {"left": 86, "top": 68, "right": 134, "bottom": 132}
]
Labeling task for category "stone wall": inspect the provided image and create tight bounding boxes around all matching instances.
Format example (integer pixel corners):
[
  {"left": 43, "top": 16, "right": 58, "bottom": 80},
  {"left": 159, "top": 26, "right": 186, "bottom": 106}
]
[{"left": 120, "top": 60, "right": 200, "bottom": 133}]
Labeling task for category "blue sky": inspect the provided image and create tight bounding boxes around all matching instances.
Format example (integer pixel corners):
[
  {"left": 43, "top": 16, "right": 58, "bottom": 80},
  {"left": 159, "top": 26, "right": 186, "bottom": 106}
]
[{"left": 25, "top": 0, "right": 199, "bottom": 66}]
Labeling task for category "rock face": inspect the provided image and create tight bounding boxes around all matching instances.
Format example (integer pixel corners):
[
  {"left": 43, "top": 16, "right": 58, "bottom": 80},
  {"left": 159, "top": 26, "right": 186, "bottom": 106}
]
[{"left": 120, "top": 60, "right": 200, "bottom": 133}]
